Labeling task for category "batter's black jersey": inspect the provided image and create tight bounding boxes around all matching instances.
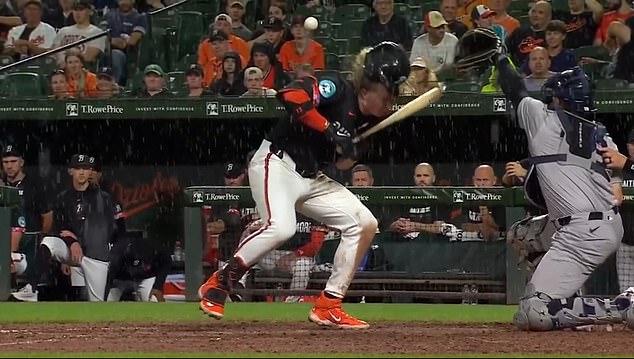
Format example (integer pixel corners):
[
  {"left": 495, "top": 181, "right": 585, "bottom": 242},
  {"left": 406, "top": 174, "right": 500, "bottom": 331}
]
[
  {"left": 7, "top": 174, "right": 52, "bottom": 232},
  {"left": 53, "top": 184, "right": 126, "bottom": 262},
  {"left": 270, "top": 74, "right": 381, "bottom": 175}
]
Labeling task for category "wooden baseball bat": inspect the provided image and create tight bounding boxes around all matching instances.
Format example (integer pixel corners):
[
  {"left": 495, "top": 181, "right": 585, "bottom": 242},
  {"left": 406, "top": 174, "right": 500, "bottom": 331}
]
[{"left": 352, "top": 86, "right": 443, "bottom": 144}]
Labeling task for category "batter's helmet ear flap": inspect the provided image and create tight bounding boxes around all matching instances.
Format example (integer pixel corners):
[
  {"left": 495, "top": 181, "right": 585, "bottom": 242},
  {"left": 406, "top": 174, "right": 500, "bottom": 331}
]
[{"left": 363, "top": 41, "right": 410, "bottom": 95}]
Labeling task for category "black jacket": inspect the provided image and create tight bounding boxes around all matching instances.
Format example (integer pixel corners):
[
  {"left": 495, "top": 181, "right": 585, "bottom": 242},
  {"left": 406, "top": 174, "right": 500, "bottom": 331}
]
[
  {"left": 107, "top": 236, "right": 172, "bottom": 289},
  {"left": 54, "top": 184, "right": 125, "bottom": 261}
]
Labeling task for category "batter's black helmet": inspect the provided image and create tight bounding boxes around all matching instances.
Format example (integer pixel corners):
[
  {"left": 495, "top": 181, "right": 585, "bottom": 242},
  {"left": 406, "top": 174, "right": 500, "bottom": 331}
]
[
  {"left": 541, "top": 67, "right": 596, "bottom": 113},
  {"left": 363, "top": 42, "right": 410, "bottom": 95}
]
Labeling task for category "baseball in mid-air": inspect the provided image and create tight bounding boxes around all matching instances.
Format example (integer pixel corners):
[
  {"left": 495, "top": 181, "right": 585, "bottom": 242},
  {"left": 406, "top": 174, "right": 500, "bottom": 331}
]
[{"left": 304, "top": 16, "right": 319, "bottom": 31}]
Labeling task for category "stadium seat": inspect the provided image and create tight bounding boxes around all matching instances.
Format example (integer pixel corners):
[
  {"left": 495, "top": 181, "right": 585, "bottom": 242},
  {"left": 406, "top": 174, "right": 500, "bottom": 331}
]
[
  {"left": 594, "top": 78, "right": 628, "bottom": 90},
  {"left": 325, "top": 52, "right": 340, "bottom": 69},
  {"left": 148, "top": 9, "right": 175, "bottom": 30},
  {"left": 550, "top": 0, "right": 568, "bottom": 11},
  {"left": 573, "top": 46, "right": 609, "bottom": 62},
  {"left": 175, "top": 11, "right": 206, "bottom": 61},
  {"left": 315, "top": 69, "right": 340, "bottom": 79},
  {"left": 317, "top": 37, "right": 337, "bottom": 54},
  {"left": 348, "top": 36, "right": 362, "bottom": 53},
  {"left": 333, "top": 38, "right": 350, "bottom": 55},
  {"left": 333, "top": 4, "right": 370, "bottom": 22},
  {"left": 175, "top": 54, "right": 199, "bottom": 71},
  {"left": 394, "top": 3, "right": 410, "bottom": 17},
  {"left": 333, "top": 19, "right": 364, "bottom": 39},
  {"left": 167, "top": 71, "right": 187, "bottom": 95},
  {"left": 444, "top": 81, "right": 482, "bottom": 92},
  {"left": 508, "top": 0, "right": 529, "bottom": 12},
  {"left": 315, "top": 20, "right": 334, "bottom": 38},
  {"left": 2, "top": 72, "right": 44, "bottom": 98}
]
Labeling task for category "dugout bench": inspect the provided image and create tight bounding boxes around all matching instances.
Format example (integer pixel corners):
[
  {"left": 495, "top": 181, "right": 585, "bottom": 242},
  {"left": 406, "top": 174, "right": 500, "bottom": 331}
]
[{"left": 183, "top": 186, "right": 527, "bottom": 304}]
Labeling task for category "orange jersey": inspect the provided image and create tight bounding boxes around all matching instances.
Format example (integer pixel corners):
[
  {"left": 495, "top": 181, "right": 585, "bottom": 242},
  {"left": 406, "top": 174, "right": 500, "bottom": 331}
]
[
  {"left": 198, "top": 34, "right": 250, "bottom": 86},
  {"left": 456, "top": 0, "right": 491, "bottom": 29},
  {"left": 66, "top": 71, "right": 98, "bottom": 98},
  {"left": 492, "top": 14, "right": 520, "bottom": 35},
  {"left": 278, "top": 39, "right": 325, "bottom": 72},
  {"left": 595, "top": 10, "right": 634, "bottom": 44}
]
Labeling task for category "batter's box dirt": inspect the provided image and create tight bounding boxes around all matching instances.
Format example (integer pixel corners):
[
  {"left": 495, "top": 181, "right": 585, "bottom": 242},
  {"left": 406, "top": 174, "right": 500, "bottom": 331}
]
[{"left": 0, "top": 322, "right": 632, "bottom": 355}]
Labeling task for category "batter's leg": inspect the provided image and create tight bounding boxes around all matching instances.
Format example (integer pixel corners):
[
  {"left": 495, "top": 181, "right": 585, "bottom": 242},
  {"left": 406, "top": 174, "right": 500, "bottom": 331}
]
[{"left": 80, "top": 256, "right": 109, "bottom": 302}]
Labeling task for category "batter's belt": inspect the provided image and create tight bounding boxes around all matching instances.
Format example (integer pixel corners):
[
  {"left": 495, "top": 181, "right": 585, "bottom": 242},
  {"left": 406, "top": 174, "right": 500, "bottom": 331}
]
[
  {"left": 268, "top": 143, "right": 319, "bottom": 178},
  {"left": 555, "top": 206, "right": 619, "bottom": 227}
]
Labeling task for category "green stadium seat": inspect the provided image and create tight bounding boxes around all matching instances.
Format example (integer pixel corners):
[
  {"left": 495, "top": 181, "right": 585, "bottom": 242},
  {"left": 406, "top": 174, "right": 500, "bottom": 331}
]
[
  {"left": 348, "top": 36, "right": 362, "bottom": 53},
  {"left": 183, "top": 0, "right": 219, "bottom": 17},
  {"left": 175, "top": 54, "right": 199, "bottom": 71},
  {"left": 508, "top": 0, "right": 529, "bottom": 12},
  {"left": 175, "top": 11, "right": 206, "bottom": 61},
  {"left": 325, "top": 52, "right": 340, "bottom": 69},
  {"left": 317, "top": 36, "right": 337, "bottom": 54},
  {"left": 409, "top": 6, "right": 424, "bottom": 22},
  {"left": 444, "top": 81, "right": 482, "bottom": 92},
  {"left": 393, "top": 3, "right": 410, "bottom": 17},
  {"left": 333, "top": 4, "right": 370, "bottom": 22},
  {"left": 334, "top": 19, "right": 364, "bottom": 39},
  {"left": 340, "top": 70, "right": 353, "bottom": 81},
  {"left": 167, "top": 71, "right": 187, "bottom": 95},
  {"left": 594, "top": 78, "right": 628, "bottom": 90},
  {"left": 2, "top": 72, "right": 44, "bottom": 98},
  {"left": 551, "top": 0, "right": 568, "bottom": 11},
  {"left": 148, "top": 9, "right": 176, "bottom": 30},
  {"left": 573, "top": 46, "right": 609, "bottom": 62},
  {"left": 333, "top": 38, "right": 351, "bottom": 55},
  {"left": 315, "top": 20, "right": 335, "bottom": 38}
]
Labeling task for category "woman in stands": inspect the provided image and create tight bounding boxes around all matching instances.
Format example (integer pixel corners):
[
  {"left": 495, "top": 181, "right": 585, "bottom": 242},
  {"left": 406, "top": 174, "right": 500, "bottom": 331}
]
[
  {"left": 63, "top": 50, "right": 98, "bottom": 98},
  {"left": 209, "top": 51, "right": 247, "bottom": 97},
  {"left": 49, "top": 69, "right": 72, "bottom": 100}
]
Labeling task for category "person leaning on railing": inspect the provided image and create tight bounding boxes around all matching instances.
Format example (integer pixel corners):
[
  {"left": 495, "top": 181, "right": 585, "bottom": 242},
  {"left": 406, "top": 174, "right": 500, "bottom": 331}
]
[{"left": 63, "top": 49, "right": 98, "bottom": 98}]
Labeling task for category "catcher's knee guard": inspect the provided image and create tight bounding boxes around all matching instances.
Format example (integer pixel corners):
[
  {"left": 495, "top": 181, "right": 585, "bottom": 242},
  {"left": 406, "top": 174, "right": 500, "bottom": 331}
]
[
  {"left": 507, "top": 215, "right": 555, "bottom": 275},
  {"left": 515, "top": 292, "right": 631, "bottom": 331}
]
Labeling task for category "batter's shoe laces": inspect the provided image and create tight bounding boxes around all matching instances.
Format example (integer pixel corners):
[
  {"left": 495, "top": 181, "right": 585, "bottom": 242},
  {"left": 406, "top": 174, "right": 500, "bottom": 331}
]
[
  {"left": 308, "top": 291, "right": 369, "bottom": 329},
  {"left": 199, "top": 271, "right": 228, "bottom": 320}
]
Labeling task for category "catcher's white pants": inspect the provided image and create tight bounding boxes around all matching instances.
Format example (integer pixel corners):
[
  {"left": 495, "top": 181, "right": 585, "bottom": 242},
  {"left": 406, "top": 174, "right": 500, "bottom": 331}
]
[
  {"left": 107, "top": 277, "right": 156, "bottom": 302},
  {"left": 235, "top": 139, "right": 377, "bottom": 298},
  {"left": 41, "top": 236, "right": 109, "bottom": 301}
]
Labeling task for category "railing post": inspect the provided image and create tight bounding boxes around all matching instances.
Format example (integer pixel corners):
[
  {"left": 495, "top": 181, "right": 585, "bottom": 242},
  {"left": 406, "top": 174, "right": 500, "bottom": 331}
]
[
  {"left": 505, "top": 187, "right": 527, "bottom": 304},
  {"left": 184, "top": 206, "right": 203, "bottom": 302},
  {"left": 0, "top": 207, "right": 11, "bottom": 301}
]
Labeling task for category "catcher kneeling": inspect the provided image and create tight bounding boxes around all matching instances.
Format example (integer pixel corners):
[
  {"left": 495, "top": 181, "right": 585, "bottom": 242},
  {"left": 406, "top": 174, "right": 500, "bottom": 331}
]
[{"left": 456, "top": 27, "right": 634, "bottom": 331}]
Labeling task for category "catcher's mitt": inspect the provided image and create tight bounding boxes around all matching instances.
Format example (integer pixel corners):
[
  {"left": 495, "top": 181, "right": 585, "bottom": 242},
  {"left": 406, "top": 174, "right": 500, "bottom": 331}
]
[{"left": 455, "top": 27, "right": 503, "bottom": 72}]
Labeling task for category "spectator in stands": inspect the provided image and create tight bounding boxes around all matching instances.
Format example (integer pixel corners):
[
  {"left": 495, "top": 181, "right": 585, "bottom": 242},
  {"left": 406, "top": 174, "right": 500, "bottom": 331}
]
[
  {"left": 519, "top": 20, "right": 576, "bottom": 75},
  {"left": 361, "top": 0, "right": 413, "bottom": 50},
  {"left": 490, "top": 0, "right": 519, "bottom": 35},
  {"left": 399, "top": 57, "right": 440, "bottom": 96},
  {"left": 44, "top": 0, "right": 74, "bottom": 30},
  {"left": 209, "top": 51, "right": 246, "bottom": 97},
  {"left": 198, "top": 28, "right": 248, "bottom": 87},
  {"left": 53, "top": 0, "right": 105, "bottom": 67},
  {"left": 240, "top": 66, "right": 277, "bottom": 98},
  {"left": 480, "top": 56, "right": 517, "bottom": 93},
  {"left": 226, "top": 0, "right": 251, "bottom": 41},
  {"left": 185, "top": 63, "right": 212, "bottom": 98},
  {"left": 4, "top": 0, "right": 55, "bottom": 60},
  {"left": 410, "top": 11, "right": 458, "bottom": 74},
  {"left": 278, "top": 15, "right": 324, "bottom": 72},
  {"left": 471, "top": 5, "right": 506, "bottom": 42},
  {"left": 440, "top": 0, "right": 468, "bottom": 39},
  {"left": 95, "top": 67, "right": 120, "bottom": 99},
  {"left": 247, "top": 41, "right": 289, "bottom": 90},
  {"left": 606, "top": 16, "right": 634, "bottom": 83},
  {"left": 350, "top": 164, "right": 374, "bottom": 187},
  {"left": 223, "top": 160, "right": 246, "bottom": 186},
  {"left": 456, "top": 0, "right": 490, "bottom": 29},
  {"left": 594, "top": 0, "right": 634, "bottom": 48},
  {"left": 49, "top": 69, "right": 71, "bottom": 99},
  {"left": 136, "top": 64, "right": 172, "bottom": 97},
  {"left": 449, "top": 164, "right": 503, "bottom": 241},
  {"left": 249, "top": 3, "right": 292, "bottom": 52},
  {"left": 552, "top": 0, "right": 602, "bottom": 49},
  {"left": 102, "top": 0, "right": 146, "bottom": 85},
  {"left": 523, "top": 47, "right": 555, "bottom": 92},
  {"left": 0, "top": 0, "right": 22, "bottom": 41},
  {"left": 210, "top": 13, "right": 249, "bottom": 60},
  {"left": 64, "top": 50, "right": 98, "bottom": 98},
  {"left": 389, "top": 163, "right": 447, "bottom": 239},
  {"left": 505, "top": 0, "right": 550, "bottom": 67}
]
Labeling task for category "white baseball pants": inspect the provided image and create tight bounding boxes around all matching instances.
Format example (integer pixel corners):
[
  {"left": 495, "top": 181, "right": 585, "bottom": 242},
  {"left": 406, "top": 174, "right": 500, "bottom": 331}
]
[
  {"left": 41, "top": 236, "right": 109, "bottom": 301},
  {"left": 107, "top": 277, "right": 156, "bottom": 302},
  {"left": 234, "top": 139, "right": 377, "bottom": 298}
]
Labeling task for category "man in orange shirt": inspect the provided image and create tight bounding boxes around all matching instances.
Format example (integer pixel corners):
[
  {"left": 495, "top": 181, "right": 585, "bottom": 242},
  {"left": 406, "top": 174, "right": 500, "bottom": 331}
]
[
  {"left": 490, "top": 0, "right": 520, "bottom": 35},
  {"left": 198, "top": 13, "right": 249, "bottom": 85},
  {"left": 278, "top": 15, "right": 324, "bottom": 73},
  {"left": 198, "top": 28, "right": 247, "bottom": 87},
  {"left": 594, "top": 0, "right": 634, "bottom": 47}
]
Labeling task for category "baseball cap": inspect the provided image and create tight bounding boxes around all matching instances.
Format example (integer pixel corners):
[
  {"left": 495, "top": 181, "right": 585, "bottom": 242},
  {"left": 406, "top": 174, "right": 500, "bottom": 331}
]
[
  {"left": 291, "top": 14, "right": 305, "bottom": 26},
  {"left": 144, "top": 64, "right": 164, "bottom": 76},
  {"left": 73, "top": 0, "right": 91, "bottom": 10},
  {"left": 410, "top": 57, "right": 427, "bottom": 69},
  {"left": 185, "top": 63, "right": 204, "bottom": 77},
  {"left": 209, "top": 28, "right": 229, "bottom": 42},
  {"left": 89, "top": 156, "right": 102, "bottom": 172},
  {"left": 471, "top": 5, "right": 496, "bottom": 20},
  {"left": 23, "top": 0, "right": 42, "bottom": 8},
  {"left": 69, "top": 154, "right": 94, "bottom": 169},
  {"left": 229, "top": 0, "right": 244, "bottom": 8},
  {"left": 425, "top": 11, "right": 448, "bottom": 28},
  {"left": 2, "top": 144, "right": 22, "bottom": 158},
  {"left": 214, "top": 13, "right": 233, "bottom": 25},
  {"left": 96, "top": 67, "right": 114, "bottom": 80},
  {"left": 263, "top": 16, "right": 284, "bottom": 31},
  {"left": 224, "top": 161, "right": 244, "bottom": 179},
  {"left": 244, "top": 66, "right": 263, "bottom": 81}
]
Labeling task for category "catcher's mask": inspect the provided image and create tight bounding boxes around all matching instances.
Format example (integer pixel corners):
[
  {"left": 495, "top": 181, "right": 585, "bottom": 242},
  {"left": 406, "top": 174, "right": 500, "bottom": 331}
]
[
  {"left": 541, "top": 67, "right": 596, "bottom": 114},
  {"left": 455, "top": 27, "right": 501, "bottom": 72},
  {"left": 363, "top": 41, "right": 410, "bottom": 96}
]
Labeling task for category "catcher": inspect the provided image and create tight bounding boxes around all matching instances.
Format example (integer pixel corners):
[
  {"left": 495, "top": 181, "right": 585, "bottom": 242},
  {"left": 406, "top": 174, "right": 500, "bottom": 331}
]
[{"left": 456, "top": 28, "right": 634, "bottom": 331}]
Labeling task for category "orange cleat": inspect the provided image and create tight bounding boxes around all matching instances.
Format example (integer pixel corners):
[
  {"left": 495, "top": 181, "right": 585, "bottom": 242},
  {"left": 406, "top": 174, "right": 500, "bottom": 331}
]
[
  {"left": 198, "top": 271, "right": 228, "bottom": 320},
  {"left": 308, "top": 292, "right": 370, "bottom": 329}
]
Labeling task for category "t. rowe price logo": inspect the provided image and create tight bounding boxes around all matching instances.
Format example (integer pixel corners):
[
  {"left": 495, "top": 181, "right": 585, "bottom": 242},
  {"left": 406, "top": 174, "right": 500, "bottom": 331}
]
[
  {"left": 205, "top": 193, "right": 240, "bottom": 201},
  {"left": 81, "top": 104, "right": 124, "bottom": 114},
  {"left": 355, "top": 194, "right": 369, "bottom": 202},
  {"left": 221, "top": 104, "right": 264, "bottom": 113},
  {"left": 453, "top": 191, "right": 502, "bottom": 202}
]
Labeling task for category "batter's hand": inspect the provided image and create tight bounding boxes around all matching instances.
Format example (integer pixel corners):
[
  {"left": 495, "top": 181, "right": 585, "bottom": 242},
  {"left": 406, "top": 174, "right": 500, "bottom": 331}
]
[
  {"left": 150, "top": 289, "right": 165, "bottom": 302},
  {"left": 598, "top": 146, "right": 627, "bottom": 170},
  {"left": 69, "top": 242, "right": 83, "bottom": 265}
]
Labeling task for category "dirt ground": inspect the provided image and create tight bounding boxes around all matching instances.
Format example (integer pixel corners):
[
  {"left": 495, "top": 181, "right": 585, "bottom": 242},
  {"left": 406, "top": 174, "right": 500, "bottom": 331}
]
[{"left": 0, "top": 322, "right": 633, "bottom": 355}]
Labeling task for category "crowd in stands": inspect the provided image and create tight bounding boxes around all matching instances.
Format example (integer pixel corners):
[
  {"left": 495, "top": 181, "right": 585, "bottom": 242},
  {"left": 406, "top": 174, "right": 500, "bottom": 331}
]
[{"left": 0, "top": 0, "right": 632, "bottom": 99}]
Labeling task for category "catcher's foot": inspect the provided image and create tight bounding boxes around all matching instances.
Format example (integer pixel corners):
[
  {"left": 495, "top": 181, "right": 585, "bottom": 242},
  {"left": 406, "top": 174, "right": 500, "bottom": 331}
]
[
  {"left": 199, "top": 271, "right": 228, "bottom": 320},
  {"left": 308, "top": 291, "right": 369, "bottom": 329}
]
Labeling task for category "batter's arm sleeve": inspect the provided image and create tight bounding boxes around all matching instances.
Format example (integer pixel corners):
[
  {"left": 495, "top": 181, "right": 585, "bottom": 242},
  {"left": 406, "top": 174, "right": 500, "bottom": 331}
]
[
  {"left": 276, "top": 76, "right": 330, "bottom": 132},
  {"left": 495, "top": 55, "right": 528, "bottom": 110},
  {"left": 152, "top": 246, "right": 173, "bottom": 290},
  {"left": 294, "top": 224, "right": 327, "bottom": 257}
]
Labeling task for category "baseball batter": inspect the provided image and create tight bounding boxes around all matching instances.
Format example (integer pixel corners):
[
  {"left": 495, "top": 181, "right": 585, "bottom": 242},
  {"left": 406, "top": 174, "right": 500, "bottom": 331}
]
[
  {"left": 198, "top": 41, "right": 410, "bottom": 329},
  {"left": 457, "top": 28, "right": 634, "bottom": 331}
]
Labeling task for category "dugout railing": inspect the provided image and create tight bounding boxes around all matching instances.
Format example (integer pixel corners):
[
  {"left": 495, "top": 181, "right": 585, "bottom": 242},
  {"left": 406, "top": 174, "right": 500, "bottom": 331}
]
[{"left": 183, "top": 186, "right": 531, "bottom": 304}]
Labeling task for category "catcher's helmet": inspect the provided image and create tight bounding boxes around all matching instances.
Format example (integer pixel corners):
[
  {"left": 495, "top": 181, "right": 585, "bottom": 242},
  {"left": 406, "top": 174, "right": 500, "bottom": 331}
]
[
  {"left": 541, "top": 67, "right": 596, "bottom": 113},
  {"left": 363, "top": 41, "right": 410, "bottom": 95}
]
